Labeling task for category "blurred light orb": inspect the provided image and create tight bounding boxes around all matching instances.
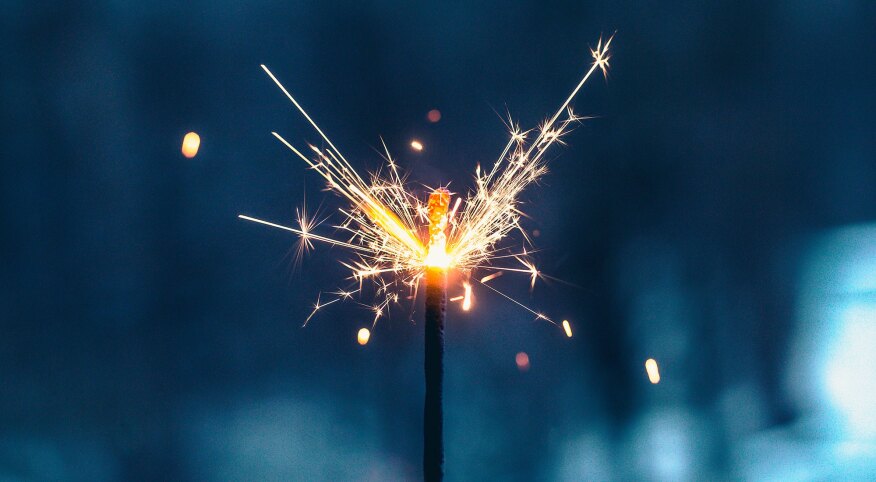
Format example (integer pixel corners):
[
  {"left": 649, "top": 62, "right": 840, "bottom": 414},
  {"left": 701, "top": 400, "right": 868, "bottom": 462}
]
[
  {"left": 410, "top": 140, "right": 424, "bottom": 152},
  {"left": 824, "top": 305, "right": 876, "bottom": 434},
  {"left": 357, "top": 328, "right": 371, "bottom": 346},
  {"left": 427, "top": 109, "right": 441, "bottom": 123},
  {"left": 515, "top": 352, "right": 530, "bottom": 371},
  {"left": 562, "top": 319, "right": 573, "bottom": 338},
  {"left": 645, "top": 358, "right": 661, "bottom": 384},
  {"left": 181, "top": 131, "right": 200, "bottom": 158},
  {"left": 793, "top": 223, "right": 876, "bottom": 438}
]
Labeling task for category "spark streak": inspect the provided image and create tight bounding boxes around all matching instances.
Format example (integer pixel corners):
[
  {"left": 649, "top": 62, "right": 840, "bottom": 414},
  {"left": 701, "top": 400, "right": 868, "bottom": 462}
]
[{"left": 462, "top": 282, "right": 473, "bottom": 311}]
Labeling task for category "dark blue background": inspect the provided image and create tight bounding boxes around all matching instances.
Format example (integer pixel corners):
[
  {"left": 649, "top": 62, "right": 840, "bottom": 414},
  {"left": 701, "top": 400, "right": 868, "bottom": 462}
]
[{"left": 2, "top": 1, "right": 876, "bottom": 480}]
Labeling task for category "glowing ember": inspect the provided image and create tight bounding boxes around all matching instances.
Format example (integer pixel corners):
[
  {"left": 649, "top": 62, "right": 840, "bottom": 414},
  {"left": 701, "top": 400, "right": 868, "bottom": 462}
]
[
  {"left": 427, "top": 109, "right": 441, "bottom": 123},
  {"left": 645, "top": 358, "right": 660, "bottom": 384},
  {"left": 515, "top": 352, "right": 530, "bottom": 371},
  {"left": 181, "top": 132, "right": 200, "bottom": 158},
  {"left": 462, "top": 282, "right": 473, "bottom": 311},
  {"left": 357, "top": 327, "right": 371, "bottom": 345},
  {"left": 242, "top": 34, "right": 613, "bottom": 336}
]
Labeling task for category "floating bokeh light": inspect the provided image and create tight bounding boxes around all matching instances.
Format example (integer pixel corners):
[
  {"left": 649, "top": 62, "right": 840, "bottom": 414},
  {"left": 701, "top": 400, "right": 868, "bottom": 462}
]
[
  {"left": 357, "top": 327, "right": 371, "bottom": 346},
  {"left": 182, "top": 131, "right": 200, "bottom": 158},
  {"left": 515, "top": 352, "right": 530, "bottom": 372},
  {"left": 645, "top": 358, "right": 660, "bottom": 384}
]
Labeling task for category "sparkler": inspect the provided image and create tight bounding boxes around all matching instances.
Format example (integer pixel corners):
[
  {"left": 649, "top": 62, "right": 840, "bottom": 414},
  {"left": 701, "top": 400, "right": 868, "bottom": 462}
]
[{"left": 241, "top": 33, "right": 613, "bottom": 481}]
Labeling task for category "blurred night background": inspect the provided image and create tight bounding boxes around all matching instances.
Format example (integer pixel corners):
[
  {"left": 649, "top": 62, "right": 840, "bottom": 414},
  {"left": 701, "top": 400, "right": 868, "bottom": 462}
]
[{"left": 2, "top": 1, "right": 876, "bottom": 480}]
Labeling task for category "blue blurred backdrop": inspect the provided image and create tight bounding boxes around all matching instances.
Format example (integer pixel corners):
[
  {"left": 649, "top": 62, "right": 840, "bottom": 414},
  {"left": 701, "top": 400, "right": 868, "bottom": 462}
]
[{"left": 2, "top": 1, "right": 876, "bottom": 480}]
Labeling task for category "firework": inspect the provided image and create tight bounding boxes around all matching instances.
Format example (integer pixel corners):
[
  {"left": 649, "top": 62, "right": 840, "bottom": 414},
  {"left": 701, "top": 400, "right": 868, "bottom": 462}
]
[{"left": 240, "top": 34, "right": 612, "bottom": 332}]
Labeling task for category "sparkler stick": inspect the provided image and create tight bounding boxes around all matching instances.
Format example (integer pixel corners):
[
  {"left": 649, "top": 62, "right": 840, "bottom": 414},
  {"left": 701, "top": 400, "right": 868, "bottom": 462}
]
[{"left": 424, "top": 188, "right": 450, "bottom": 481}]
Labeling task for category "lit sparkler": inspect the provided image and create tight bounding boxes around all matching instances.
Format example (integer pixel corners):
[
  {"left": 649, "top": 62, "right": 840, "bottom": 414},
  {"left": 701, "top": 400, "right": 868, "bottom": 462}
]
[
  {"left": 241, "top": 34, "right": 613, "bottom": 481},
  {"left": 240, "top": 34, "right": 612, "bottom": 333}
]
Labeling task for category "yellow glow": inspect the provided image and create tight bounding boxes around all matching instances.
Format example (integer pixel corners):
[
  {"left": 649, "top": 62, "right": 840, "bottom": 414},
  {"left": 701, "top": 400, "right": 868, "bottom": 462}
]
[
  {"left": 357, "top": 327, "right": 371, "bottom": 345},
  {"left": 462, "top": 282, "right": 472, "bottom": 311},
  {"left": 181, "top": 132, "right": 200, "bottom": 158},
  {"left": 424, "top": 247, "right": 450, "bottom": 268},
  {"left": 562, "top": 319, "right": 572, "bottom": 338},
  {"left": 645, "top": 358, "right": 660, "bottom": 384},
  {"left": 410, "top": 140, "right": 424, "bottom": 151}
]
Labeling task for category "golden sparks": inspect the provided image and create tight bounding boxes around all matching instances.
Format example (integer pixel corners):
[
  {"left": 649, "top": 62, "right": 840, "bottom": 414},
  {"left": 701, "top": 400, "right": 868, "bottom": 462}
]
[{"left": 242, "top": 35, "right": 613, "bottom": 338}]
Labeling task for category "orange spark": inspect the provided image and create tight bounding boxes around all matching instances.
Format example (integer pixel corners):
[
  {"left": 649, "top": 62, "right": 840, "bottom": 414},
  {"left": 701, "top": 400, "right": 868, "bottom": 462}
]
[
  {"left": 181, "top": 132, "right": 200, "bottom": 158},
  {"left": 410, "top": 140, "right": 424, "bottom": 151}
]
